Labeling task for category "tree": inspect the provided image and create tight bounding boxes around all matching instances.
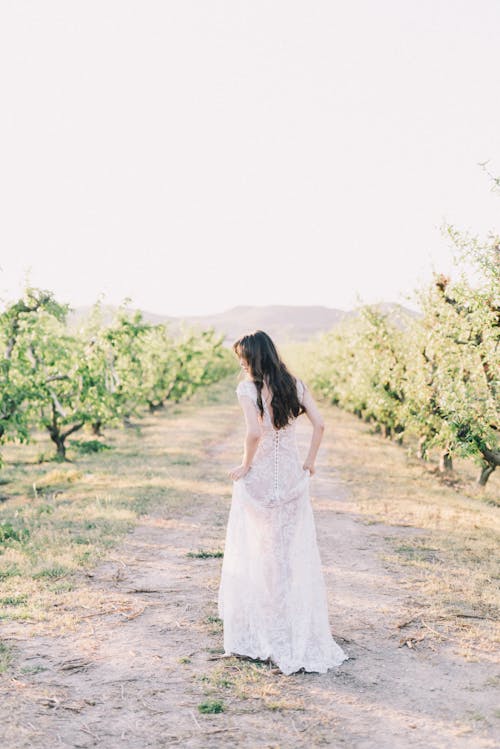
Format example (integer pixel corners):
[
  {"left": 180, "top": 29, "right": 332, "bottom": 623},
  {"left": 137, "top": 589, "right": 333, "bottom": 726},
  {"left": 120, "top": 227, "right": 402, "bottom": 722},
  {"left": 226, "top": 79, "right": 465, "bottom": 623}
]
[
  {"left": 428, "top": 227, "right": 499, "bottom": 484},
  {"left": 312, "top": 307, "right": 408, "bottom": 442},
  {"left": 101, "top": 308, "right": 153, "bottom": 424},
  {"left": 0, "top": 288, "right": 69, "bottom": 463}
]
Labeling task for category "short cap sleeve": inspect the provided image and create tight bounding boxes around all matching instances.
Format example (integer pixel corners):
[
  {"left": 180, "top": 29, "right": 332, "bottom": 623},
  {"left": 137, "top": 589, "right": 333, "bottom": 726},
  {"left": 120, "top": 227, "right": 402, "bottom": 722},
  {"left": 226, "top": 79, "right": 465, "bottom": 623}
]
[
  {"left": 236, "top": 380, "right": 257, "bottom": 405},
  {"left": 296, "top": 378, "right": 306, "bottom": 405}
]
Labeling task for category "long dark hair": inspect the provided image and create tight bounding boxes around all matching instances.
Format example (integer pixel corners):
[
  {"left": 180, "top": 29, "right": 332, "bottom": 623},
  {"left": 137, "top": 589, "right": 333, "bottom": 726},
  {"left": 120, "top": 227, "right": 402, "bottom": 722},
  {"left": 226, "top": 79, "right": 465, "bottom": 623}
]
[{"left": 232, "top": 330, "right": 306, "bottom": 429}]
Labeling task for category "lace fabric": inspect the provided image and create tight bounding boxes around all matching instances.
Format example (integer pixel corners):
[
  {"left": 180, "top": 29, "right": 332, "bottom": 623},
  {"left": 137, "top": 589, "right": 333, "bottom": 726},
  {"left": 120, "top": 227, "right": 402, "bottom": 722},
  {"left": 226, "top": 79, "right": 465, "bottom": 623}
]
[{"left": 217, "top": 377, "right": 348, "bottom": 675}]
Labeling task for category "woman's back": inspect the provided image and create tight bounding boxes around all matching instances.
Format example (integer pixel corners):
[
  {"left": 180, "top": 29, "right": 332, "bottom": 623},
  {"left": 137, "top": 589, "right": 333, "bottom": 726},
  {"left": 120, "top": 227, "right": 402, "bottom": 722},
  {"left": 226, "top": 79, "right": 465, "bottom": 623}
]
[{"left": 235, "top": 377, "right": 310, "bottom": 506}]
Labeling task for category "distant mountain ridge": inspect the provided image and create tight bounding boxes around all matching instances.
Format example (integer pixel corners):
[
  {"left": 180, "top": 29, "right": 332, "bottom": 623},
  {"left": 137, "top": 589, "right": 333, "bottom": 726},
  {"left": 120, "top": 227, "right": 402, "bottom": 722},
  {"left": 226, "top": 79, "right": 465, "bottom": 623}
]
[
  {"left": 180, "top": 305, "right": 352, "bottom": 344},
  {"left": 68, "top": 302, "right": 420, "bottom": 344}
]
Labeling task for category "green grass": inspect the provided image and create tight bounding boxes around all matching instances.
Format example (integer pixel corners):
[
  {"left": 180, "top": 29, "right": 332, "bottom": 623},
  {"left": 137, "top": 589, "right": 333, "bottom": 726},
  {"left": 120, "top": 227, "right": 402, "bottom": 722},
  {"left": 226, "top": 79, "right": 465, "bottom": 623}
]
[
  {"left": 32, "top": 566, "right": 70, "bottom": 580},
  {"left": 197, "top": 699, "right": 225, "bottom": 714},
  {"left": 69, "top": 439, "right": 114, "bottom": 455},
  {"left": 195, "top": 660, "right": 307, "bottom": 712},
  {"left": 392, "top": 542, "right": 441, "bottom": 563},
  {"left": 329, "top": 403, "right": 500, "bottom": 653},
  {"left": 0, "top": 642, "right": 12, "bottom": 673},
  {"left": 0, "top": 595, "right": 28, "bottom": 606},
  {"left": 0, "top": 375, "right": 236, "bottom": 638},
  {"left": 20, "top": 664, "right": 47, "bottom": 675},
  {"left": 186, "top": 550, "right": 223, "bottom": 559},
  {"left": 0, "top": 522, "right": 30, "bottom": 543},
  {"left": 0, "top": 566, "right": 21, "bottom": 580}
]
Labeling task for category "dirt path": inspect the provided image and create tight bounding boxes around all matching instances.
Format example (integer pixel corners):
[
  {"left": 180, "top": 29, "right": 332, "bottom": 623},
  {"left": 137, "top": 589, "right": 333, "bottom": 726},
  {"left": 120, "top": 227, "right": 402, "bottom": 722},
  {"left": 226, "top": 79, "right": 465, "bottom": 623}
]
[{"left": 1, "top": 396, "right": 498, "bottom": 748}]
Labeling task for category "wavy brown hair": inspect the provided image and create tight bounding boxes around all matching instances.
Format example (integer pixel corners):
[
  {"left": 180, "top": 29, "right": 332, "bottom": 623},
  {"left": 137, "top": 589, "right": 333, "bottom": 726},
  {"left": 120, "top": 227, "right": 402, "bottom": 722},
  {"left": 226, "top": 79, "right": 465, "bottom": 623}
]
[{"left": 232, "top": 330, "right": 306, "bottom": 429}]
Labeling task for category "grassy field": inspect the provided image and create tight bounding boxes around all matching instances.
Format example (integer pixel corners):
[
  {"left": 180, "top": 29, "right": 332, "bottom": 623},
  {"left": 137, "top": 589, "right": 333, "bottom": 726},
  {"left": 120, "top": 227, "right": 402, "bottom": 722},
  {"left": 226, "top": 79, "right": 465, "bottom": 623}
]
[
  {"left": 282, "top": 340, "right": 500, "bottom": 658},
  {"left": 0, "top": 367, "right": 498, "bottom": 663},
  {"left": 328, "top": 405, "right": 499, "bottom": 660},
  {"left": 0, "top": 375, "right": 237, "bottom": 646},
  {"left": 0, "top": 370, "right": 498, "bottom": 747}
]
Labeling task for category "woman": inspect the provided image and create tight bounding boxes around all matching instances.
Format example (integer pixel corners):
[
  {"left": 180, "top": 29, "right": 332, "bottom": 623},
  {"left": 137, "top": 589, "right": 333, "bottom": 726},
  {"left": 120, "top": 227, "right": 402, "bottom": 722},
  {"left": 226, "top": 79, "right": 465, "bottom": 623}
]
[{"left": 217, "top": 330, "right": 348, "bottom": 675}]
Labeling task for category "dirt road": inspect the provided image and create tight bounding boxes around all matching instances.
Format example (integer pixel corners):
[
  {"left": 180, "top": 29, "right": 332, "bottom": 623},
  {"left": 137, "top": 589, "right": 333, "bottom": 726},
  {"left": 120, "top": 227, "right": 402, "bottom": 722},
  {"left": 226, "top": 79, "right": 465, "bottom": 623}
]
[{"left": 1, "top": 392, "right": 498, "bottom": 748}]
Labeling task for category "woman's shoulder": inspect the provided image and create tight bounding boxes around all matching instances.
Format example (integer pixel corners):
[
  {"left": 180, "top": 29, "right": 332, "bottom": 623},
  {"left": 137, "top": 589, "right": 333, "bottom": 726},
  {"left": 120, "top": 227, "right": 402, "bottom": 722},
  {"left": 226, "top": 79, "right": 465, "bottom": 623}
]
[
  {"left": 294, "top": 376, "right": 306, "bottom": 403},
  {"left": 236, "top": 378, "right": 258, "bottom": 398}
]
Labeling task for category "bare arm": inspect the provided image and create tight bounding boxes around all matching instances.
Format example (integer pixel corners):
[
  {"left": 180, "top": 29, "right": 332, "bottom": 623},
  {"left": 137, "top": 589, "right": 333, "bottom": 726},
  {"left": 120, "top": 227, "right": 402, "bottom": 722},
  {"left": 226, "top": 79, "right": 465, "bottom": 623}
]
[
  {"left": 228, "top": 395, "right": 261, "bottom": 480},
  {"left": 300, "top": 383, "right": 325, "bottom": 475}
]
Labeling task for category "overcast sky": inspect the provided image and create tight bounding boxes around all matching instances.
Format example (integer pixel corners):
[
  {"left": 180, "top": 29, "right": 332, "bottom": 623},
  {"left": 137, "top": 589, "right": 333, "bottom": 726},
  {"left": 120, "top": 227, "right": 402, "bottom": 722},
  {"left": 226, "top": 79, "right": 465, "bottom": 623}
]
[{"left": 1, "top": 1, "right": 499, "bottom": 317}]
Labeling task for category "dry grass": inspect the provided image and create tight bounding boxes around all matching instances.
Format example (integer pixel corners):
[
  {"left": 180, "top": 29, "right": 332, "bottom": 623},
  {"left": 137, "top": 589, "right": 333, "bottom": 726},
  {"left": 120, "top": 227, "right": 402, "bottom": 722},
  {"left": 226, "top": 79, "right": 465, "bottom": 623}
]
[
  {"left": 326, "top": 404, "right": 500, "bottom": 658},
  {"left": 0, "top": 364, "right": 498, "bottom": 747},
  {"left": 1, "top": 364, "right": 498, "bottom": 654},
  {"left": 284, "top": 341, "right": 499, "bottom": 656},
  {"left": 0, "top": 374, "right": 237, "bottom": 634},
  {"left": 195, "top": 657, "right": 308, "bottom": 714}
]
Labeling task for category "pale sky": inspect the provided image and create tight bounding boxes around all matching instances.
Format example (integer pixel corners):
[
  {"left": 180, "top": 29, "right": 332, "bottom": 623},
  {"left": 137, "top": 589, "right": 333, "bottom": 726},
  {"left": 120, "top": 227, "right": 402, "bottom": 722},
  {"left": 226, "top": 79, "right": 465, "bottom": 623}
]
[{"left": 1, "top": 1, "right": 499, "bottom": 317}]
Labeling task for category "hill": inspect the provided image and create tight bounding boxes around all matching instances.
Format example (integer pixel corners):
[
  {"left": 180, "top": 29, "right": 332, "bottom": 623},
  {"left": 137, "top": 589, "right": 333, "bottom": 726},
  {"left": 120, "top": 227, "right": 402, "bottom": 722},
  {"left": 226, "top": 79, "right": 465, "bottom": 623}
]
[{"left": 68, "top": 302, "right": 420, "bottom": 344}]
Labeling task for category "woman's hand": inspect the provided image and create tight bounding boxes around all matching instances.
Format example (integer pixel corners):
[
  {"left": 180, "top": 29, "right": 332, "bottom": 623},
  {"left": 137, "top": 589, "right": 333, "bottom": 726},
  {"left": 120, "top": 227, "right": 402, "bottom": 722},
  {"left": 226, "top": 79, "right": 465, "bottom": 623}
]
[
  {"left": 228, "top": 463, "right": 251, "bottom": 481},
  {"left": 303, "top": 462, "right": 315, "bottom": 475}
]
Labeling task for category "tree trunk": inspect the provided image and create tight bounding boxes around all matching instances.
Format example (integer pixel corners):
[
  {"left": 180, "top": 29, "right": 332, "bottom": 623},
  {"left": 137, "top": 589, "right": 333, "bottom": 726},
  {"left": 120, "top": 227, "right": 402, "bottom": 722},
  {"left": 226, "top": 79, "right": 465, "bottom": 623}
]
[
  {"left": 477, "top": 462, "right": 496, "bottom": 486},
  {"left": 439, "top": 449, "right": 453, "bottom": 472},
  {"left": 382, "top": 424, "right": 392, "bottom": 439},
  {"left": 46, "top": 413, "right": 84, "bottom": 461},
  {"left": 47, "top": 429, "right": 67, "bottom": 461},
  {"left": 476, "top": 444, "right": 500, "bottom": 486},
  {"left": 92, "top": 420, "right": 102, "bottom": 436},
  {"left": 417, "top": 435, "right": 427, "bottom": 460},
  {"left": 148, "top": 400, "right": 165, "bottom": 412}
]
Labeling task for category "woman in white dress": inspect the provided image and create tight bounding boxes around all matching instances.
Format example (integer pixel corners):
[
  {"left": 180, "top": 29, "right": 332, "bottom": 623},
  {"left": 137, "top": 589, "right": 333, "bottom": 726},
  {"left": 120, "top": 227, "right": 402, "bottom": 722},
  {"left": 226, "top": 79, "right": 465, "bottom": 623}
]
[{"left": 217, "top": 330, "right": 348, "bottom": 675}]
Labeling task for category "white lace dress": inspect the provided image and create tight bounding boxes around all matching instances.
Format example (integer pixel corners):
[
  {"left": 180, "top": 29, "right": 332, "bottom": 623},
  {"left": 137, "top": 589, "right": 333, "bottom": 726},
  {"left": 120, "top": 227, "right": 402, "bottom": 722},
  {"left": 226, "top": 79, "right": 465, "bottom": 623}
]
[{"left": 217, "top": 377, "right": 348, "bottom": 675}]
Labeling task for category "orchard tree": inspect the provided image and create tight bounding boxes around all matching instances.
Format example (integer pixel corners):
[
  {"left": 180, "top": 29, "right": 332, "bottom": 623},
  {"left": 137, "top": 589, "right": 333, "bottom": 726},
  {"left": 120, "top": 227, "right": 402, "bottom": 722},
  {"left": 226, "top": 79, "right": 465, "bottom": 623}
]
[
  {"left": 102, "top": 309, "right": 153, "bottom": 424},
  {"left": 0, "top": 288, "right": 65, "bottom": 463},
  {"left": 440, "top": 166, "right": 499, "bottom": 484},
  {"left": 312, "top": 307, "right": 408, "bottom": 441},
  {"left": 163, "top": 326, "right": 232, "bottom": 404},
  {"left": 352, "top": 306, "right": 407, "bottom": 440},
  {"left": 12, "top": 293, "right": 124, "bottom": 460},
  {"left": 402, "top": 287, "right": 461, "bottom": 472},
  {"left": 140, "top": 323, "right": 180, "bottom": 412},
  {"left": 430, "top": 239, "right": 499, "bottom": 485},
  {"left": 311, "top": 321, "right": 364, "bottom": 412},
  {"left": 399, "top": 167, "right": 499, "bottom": 484},
  {"left": 21, "top": 309, "right": 92, "bottom": 459},
  {"left": 74, "top": 302, "right": 125, "bottom": 436}
]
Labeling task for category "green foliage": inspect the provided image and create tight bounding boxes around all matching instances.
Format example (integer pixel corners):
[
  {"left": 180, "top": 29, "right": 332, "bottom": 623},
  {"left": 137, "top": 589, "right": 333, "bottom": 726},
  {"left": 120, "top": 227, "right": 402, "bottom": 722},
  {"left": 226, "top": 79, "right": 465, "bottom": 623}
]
[
  {"left": 312, "top": 307, "right": 408, "bottom": 439},
  {"left": 0, "top": 595, "right": 27, "bottom": 606},
  {"left": 197, "top": 699, "right": 225, "bottom": 714},
  {"left": 0, "top": 291, "right": 232, "bottom": 465},
  {"left": 0, "top": 288, "right": 67, "bottom": 461},
  {"left": 32, "top": 566, "right": 69, "bottom": 579},
  {"left": 0, "top": 566, "right": 21, "bottom": 580},
  {"left": 70, "top": 439, "right": 113, "bottom": 454},
  {"left": 186, "top": 549, "right": 224, "bottom": 558},
  {"left": 309, "top": 173, "right": 499, "bottom": 485},
  {"left": 0, "top": 522, "right": 30, "bottom": 544},
  {"left": 141, "top": 324, "right": 234, "bottom": 407},
  {"left": 100, "top": 307, "right": 155, "bottom": 420},
  {"left": 0, "top": 642, "right": 12, "bottom": 673}
]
